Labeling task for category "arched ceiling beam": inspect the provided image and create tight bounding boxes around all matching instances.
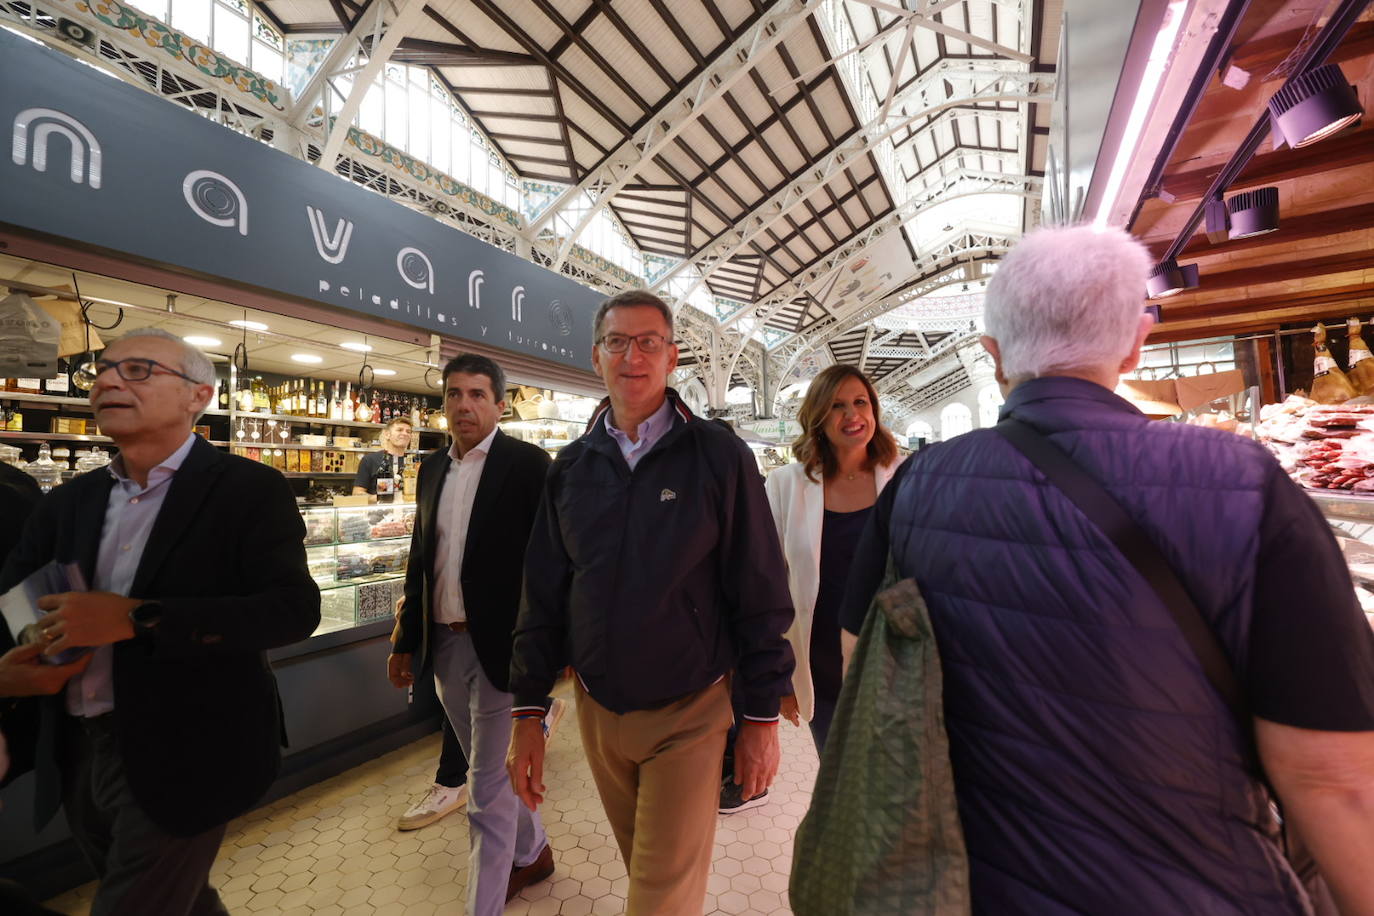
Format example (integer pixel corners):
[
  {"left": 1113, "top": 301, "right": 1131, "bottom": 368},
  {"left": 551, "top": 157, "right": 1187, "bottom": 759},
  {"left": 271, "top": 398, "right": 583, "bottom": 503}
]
[
  {"left": 648, "top": 71, "right": 1051, "bottom": 304},
  {"left": 524, "top": 0, "right": 827, "bottom": 267}
]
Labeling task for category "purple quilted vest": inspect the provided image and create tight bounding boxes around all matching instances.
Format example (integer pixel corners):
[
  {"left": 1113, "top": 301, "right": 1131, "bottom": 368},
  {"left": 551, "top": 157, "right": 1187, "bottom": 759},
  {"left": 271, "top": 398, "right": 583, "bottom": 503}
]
[{"left": 889, "top": 376, "right": 1311, "bottom": 915}]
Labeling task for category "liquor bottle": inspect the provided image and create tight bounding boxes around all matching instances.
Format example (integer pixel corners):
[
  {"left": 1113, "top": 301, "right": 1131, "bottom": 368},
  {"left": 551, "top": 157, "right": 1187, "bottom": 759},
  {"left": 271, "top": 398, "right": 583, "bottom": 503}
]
[
  {"left": 370, "top": 391, "right": 381, "bottom": 423},
  {"left": 314, "top": 380, "right": 327, "bottom": 418},
  {"left": 251, "top": 377, "right": 269, "bottom": 413},
  {"left": 410, "top": 397, "right": 422, "bottom": 428},
  {"left": 1312, "top": 324, "right": 1357, "bottom": 404},
  {"left": 348, "top": 383, "right": 359, "bottom": 420},
  {"left": 1346, "top": 318, "right": 1374, "bottom": 395},
  {"left": 286, "top": 381, "right": 297, "bottom": 416},
  {"left": 44, "top": 360, "right": 72, "bottom": 397},
  {"left": 355, "top": 389, "right": 373, "bottom": 423}
]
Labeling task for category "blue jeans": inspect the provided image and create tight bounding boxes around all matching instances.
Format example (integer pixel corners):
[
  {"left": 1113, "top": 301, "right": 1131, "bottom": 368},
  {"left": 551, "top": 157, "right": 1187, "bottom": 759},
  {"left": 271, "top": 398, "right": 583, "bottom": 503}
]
[{"left": 432, "top": 625, "right": 547, "bottom": 916}]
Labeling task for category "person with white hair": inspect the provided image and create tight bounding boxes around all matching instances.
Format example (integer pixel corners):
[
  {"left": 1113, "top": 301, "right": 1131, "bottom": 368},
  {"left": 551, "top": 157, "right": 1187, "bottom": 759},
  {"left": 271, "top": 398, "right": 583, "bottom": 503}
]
[
  {"left": 836, "top": 225, "right": 1374, "bottom": 914},
  {"left": 1, "top": 326, "right": 321, "bottom": 915}
]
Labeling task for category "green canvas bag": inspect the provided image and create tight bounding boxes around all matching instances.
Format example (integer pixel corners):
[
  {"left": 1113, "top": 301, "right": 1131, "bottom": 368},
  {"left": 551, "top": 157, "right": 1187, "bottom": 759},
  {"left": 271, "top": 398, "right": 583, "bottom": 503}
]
[{"left": 789, "top": 561, "right": 970, "bottom": 915}]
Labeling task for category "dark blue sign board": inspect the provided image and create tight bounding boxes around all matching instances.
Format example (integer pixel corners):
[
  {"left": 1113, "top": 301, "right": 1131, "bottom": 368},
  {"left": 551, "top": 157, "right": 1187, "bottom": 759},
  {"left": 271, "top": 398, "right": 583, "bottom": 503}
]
[{"left": 0, "top": 31, "right": 597, "bottom": 369}]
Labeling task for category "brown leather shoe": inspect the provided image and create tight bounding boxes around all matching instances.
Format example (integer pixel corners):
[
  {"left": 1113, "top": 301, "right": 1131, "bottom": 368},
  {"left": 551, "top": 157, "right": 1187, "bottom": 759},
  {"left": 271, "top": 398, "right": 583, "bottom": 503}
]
[{"left": 506, "top": 844, "right": 554, "bottom": 902}]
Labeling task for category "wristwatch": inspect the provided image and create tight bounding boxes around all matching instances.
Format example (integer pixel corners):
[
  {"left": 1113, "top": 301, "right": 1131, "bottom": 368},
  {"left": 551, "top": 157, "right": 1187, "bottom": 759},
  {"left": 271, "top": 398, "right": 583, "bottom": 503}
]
[{"left": 128, "top": 601, "right": 165, "bottom": 631}]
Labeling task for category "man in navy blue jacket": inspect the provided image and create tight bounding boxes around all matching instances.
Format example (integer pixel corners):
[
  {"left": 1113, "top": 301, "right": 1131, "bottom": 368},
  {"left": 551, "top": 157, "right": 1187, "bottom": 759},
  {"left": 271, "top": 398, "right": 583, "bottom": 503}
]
[{"left": 507, "top": 290, "right": 794, "bottom": 916}]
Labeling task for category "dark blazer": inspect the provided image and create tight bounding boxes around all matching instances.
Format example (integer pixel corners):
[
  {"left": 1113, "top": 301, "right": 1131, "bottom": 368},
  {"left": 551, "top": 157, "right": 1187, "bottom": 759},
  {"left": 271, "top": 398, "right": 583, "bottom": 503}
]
[
  {"left": 0, "top": 436, "right": 321, "bottom": 836},
  {"left": 395, "top": 429, "right": 550, "bottom": 692},
  {"left": 0, "top": 462, "right": 43, "bottom": 789}
]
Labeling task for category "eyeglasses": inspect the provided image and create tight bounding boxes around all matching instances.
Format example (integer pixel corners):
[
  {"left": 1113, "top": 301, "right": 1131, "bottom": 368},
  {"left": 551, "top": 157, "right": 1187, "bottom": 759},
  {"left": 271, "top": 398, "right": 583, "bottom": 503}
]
[
  {"left": 80, "top": 357, "right": 200, "bottom": 385},
  {"left": 596, "top": 332, "right": 669, "bottom": 354}
]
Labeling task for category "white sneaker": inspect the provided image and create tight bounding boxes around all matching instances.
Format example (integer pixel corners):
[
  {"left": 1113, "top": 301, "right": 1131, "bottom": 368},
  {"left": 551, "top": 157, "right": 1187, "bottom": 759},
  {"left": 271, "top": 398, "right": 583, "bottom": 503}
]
[
  {"left": 397, "top": 783, "right": 468, "bottom": 831},
  {"left": 543, "top": 697, "right": 568, "bottom": 743}
]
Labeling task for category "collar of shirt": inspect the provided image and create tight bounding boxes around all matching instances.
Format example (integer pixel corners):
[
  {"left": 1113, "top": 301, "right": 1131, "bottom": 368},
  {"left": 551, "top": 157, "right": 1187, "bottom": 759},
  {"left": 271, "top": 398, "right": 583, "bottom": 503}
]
[
  {"left": 605, "top": 396, "right": 674, "bottom": 465},
  {"left": 448, "top": 424, "right": 498, "bottom": 462},
  {"left": 108, "top": 432, "right": 197, "bottom": 491}
]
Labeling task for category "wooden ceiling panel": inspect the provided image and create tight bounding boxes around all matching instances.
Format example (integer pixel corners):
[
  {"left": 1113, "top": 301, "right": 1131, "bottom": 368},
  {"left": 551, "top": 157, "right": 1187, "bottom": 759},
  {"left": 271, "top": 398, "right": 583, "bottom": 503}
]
[
  {"left": 579, "top": 15, "right": 677, "bottom": 99},
  {"left": 735, "top": 146, "right": 785, "bottom": 195},
  {"left": 458, "top": 91, "right": 558, "bottom": 117},
  {"left": 812, "top": 81, "right": 857, "bottom": 139},
  {"left": 440, "top": 65, "right": 550, "bottom": 91},
  {"left": 556, "top": 45, "right": 647, "bottom": 125},
  {"left": 472, "top": 115, "right": 560, "bottom": 138},
  {"left": 425, "top": 0, "right": 534, "bottom": 54},
  {"left": 729, "top": 78, "right": 779, "bottom": 128},
  {"left": 675, "top": 123, "right": 729, "bottom": 170},
  {"left": 1135, "top": 4, "right": 1374, "bottom": 347}
]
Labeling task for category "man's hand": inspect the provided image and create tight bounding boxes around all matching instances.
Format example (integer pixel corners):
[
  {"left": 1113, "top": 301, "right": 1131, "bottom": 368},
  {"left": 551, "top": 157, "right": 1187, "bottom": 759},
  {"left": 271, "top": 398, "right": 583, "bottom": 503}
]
[
  {"left": 507, "top": 718, "right": 547, "bottom": 812},
  {"left": 733, "top": 721, "right": 780, "bottom": 800},
  {"left": 36, "top": 591, "right": 138, "bottom": 656},
  {"left": 0, "top": 642, "right": 93, "bottom": 697},
  {"left": 780, "top": 695, "right": 801, "bottom": 727},
  {"left": 394, "top": 596, "right": 405, "bottom": 617},
  {"left": 387, "top": 653, "right": 413, "bottom": 689}
]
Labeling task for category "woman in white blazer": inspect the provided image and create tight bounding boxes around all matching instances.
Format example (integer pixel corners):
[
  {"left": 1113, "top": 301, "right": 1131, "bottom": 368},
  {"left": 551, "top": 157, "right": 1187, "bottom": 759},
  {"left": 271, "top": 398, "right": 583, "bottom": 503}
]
[{"left": 764, "top": 363, "right": 900, "bottom": 753}]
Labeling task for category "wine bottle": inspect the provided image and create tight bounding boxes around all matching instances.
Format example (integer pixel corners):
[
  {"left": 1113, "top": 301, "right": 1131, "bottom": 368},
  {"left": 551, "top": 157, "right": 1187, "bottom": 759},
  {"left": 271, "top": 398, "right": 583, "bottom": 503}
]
[
  {"left": 1312, "top": 324, "right": 1357, "bottom": 404},
  {"left": 314, "top": 380, "right": 326, "bottom": 418}
]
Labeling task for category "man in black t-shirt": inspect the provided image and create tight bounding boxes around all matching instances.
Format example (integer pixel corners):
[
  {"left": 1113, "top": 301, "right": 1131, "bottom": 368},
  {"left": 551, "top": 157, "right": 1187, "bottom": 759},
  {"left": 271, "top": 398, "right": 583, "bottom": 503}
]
[{"left": 353, "top": 417, "right": 413, "bottom": 496}]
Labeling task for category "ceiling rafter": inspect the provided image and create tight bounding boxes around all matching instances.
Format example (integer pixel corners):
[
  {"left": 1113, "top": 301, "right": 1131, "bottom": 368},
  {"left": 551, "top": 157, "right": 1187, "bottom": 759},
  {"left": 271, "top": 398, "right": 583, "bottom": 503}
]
[
  {"left": 523, "top": 0, "right": 828, "bottom": 268},
  {"left": 649, "top": 69, "right": 1051, "bottom": 305}
]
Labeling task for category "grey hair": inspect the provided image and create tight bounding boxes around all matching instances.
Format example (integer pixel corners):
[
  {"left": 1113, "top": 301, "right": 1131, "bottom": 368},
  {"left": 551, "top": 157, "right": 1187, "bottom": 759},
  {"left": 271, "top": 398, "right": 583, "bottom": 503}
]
[
  {"left": 982, "top": 226, "right": 1151, "bottom": 382},
  {"left": 112, "top": 327, "right": 216, "bottom": 385}
]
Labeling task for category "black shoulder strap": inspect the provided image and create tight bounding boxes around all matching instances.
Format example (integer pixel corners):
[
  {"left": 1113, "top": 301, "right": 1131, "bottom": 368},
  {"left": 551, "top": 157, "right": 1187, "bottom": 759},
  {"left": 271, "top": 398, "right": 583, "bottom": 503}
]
[{"left": 994, "top": 417, "right": 1250, "bottom": 725}]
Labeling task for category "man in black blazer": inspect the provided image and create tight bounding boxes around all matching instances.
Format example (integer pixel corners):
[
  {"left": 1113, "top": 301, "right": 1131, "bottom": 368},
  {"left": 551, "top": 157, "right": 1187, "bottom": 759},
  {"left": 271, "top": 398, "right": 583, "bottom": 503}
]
[
  {"left": 388, "top": 353, "right": 553, "bottom": 915},
  {"left": 0, "top": 329, "right": 320, "bottom": 915}
]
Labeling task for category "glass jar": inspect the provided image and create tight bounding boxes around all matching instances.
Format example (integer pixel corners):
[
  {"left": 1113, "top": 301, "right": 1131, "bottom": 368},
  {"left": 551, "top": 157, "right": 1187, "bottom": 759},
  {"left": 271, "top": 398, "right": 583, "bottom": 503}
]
[
  {"left": 27, "top": 442, "right": 62, "bottom": 492},
  {"left": 0, "top": 443, "right": 19, "bottom": 466}
]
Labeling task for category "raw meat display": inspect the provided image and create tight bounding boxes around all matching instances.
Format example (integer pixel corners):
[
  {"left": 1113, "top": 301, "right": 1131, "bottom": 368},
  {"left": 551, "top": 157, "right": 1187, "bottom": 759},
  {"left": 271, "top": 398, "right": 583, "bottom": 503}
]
[{"left": 1257, "top": 396, "right": 1374, "bottom": 491}]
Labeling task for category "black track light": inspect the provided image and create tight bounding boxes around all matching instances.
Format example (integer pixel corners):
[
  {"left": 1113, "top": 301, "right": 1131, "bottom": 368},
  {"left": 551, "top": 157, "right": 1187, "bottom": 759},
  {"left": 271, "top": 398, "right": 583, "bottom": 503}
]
[
  {"left": 1145, "top": 259, "right": 1200, "bottom": 299},
  {"left": 1204, "top": 196, "right": 1230, "bottom": 244},
  {"left": 1227, "top": 186, "right": 1280, "bottom": 239},
  {"left": 1268, "top": 63, "right": 1363, "bottom": 149}
]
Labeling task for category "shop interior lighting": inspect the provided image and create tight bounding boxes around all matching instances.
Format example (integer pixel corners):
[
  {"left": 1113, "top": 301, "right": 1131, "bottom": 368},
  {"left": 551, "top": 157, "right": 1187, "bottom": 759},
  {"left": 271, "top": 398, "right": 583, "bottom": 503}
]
[
  {"left": 1145, "top": 259, "right": 1200, "bottom": 298},
  {"left": 228, "top": 319, "right": 269, "bottom": 331},
  {"left": 340, "top": 341, "right": 373, "bottom": 352},
  {"left": 1268, "top": 63, "right": 1363, "bottom": 149},
  {"left": 291, "top": 353, "right": 324, "bottom": 364},
  {"left": 1204, "top": 196, "right": 1231, "bottom": 244},
  {"left": 1227, "top": 186, "right": 1280, "bottom": 239},
  {"left": 1091, "top": 0, "right": 1189, "bottom": 229},
  {"left": 183, "top": 335, "right": 222, "bottom": 348},
  {"left": 373, "top": 368, "right": 397, "bottom": 376}
]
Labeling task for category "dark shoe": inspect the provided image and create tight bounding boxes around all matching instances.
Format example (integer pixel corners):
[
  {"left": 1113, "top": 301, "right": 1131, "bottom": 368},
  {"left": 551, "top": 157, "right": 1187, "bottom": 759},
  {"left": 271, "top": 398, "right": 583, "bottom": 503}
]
[
  {"left": 506, "top": 843, "right": 554, "bottom": 902},
  {"left": 718, "top": 778, "right": 768, "bottom": 814}
]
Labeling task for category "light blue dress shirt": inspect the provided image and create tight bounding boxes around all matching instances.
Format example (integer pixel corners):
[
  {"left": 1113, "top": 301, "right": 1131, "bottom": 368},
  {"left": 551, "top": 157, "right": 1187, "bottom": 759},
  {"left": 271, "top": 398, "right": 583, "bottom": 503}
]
[
  {"left": 66, "top": 433, "right": 197, "bottom": 717},
  {"left": 604, "top": 397, "right": 675, "bottom": 470}
]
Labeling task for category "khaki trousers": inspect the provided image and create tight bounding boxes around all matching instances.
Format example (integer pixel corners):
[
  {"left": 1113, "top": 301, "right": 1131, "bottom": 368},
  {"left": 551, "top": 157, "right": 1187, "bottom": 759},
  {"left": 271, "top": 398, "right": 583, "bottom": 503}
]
[{"left": 576, "top": 678, "right": 732, "bottom": 916}]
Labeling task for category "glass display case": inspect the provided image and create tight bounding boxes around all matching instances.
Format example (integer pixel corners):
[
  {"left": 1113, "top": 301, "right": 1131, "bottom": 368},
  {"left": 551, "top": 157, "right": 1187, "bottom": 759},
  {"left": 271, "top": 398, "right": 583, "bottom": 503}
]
[
  {"left": 300, "top": 502, "right": 416, "bottom": 636},
  {"left": 501, "top": 417, "right": 585, "bottom": 457}
]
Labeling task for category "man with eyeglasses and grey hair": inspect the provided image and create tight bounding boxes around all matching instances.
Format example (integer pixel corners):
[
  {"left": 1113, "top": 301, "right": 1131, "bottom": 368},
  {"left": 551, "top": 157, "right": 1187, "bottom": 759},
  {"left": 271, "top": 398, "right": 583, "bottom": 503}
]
[
  {"left": 838, "top": 225, "right": 1374, "bottom": 913},
  {"left": 506, "top": 289, "right": 794, "bottom": 915},
  {"left": 0, "top": 327, "right": 320, "bottom": 915}
]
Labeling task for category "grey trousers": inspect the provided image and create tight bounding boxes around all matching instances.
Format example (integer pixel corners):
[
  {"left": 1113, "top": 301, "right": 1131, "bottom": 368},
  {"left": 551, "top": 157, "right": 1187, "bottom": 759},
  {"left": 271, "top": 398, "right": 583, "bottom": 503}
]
[
  {"left": 431, "top": 625, "right": 547, "bottom": 916},
  {"left": 62, "top": 715, "right": 227, "bottom": 916}
]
